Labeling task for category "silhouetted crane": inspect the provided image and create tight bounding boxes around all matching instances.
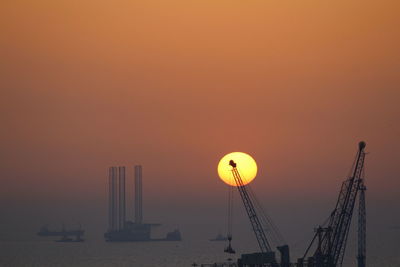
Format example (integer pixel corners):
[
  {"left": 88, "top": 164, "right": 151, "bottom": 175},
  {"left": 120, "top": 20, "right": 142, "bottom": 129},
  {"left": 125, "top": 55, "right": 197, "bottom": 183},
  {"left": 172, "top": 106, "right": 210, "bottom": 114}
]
[
  {"left": 229, "top": 159, "right": 273, "bottom": 254},
  {"left": 227, "top": 160, "right": 290, "bottom": 267},
  {"left": 298, "top": 141, "right": 367, "bottom": 267}
]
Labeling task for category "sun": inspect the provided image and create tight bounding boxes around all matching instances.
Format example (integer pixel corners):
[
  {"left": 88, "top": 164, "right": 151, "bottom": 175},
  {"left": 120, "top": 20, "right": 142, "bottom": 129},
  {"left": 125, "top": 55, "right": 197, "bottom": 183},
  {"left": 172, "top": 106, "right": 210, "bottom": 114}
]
[{"left": 217, "top": 152, "right": 258, "bottom": 186}]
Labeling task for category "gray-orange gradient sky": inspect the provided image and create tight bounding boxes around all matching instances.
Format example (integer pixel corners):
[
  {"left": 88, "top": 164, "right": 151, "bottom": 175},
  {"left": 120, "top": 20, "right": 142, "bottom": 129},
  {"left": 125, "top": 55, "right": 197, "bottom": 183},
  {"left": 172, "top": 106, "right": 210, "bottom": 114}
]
[{"left": 0, "top": 0, "right": 399, "bottom": 243}]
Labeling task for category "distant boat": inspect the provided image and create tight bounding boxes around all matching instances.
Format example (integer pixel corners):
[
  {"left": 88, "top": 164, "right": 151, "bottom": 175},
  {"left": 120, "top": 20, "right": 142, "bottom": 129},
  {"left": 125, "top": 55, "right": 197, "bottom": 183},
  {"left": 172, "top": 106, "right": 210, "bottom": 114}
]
[
  {"left": 209, "top": 232, "right": 228, "bottom": 241},
  {"left": 166, "top": 229, "right": 182, "bottom": 241},
  {"left": 37, "top": 225, "right": 84, "bottom": 237},
  {"left": 38, "top": 224, "right": 85, "bottom": 242}
]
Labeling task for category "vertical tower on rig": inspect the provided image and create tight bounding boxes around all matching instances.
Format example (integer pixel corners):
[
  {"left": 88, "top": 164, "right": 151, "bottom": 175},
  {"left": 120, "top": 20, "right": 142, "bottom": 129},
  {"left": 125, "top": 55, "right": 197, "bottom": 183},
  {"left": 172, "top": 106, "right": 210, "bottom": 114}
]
[
  {"left": 108, "top": 166, "right": 126, "bottom": 232},
  {"left": 108, "top": 167, "right": 118, "bottom": 231},
  {"left": 118, "top": 166, "right": 126, "bottom": 230},
  {"left": 135, "top": 165, "right": 143, "bottom": 224}
]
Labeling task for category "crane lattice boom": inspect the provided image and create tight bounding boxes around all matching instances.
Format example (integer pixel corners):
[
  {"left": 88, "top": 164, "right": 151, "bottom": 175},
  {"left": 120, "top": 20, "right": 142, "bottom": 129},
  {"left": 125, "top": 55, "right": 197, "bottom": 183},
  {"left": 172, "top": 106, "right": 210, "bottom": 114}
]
[
  {"left": 324, "top": 142, "right": 366, "bottom": 266},
  {"left": 229, "top": 160, "right": 273, "bottom": 253},
  {"left": 299, "top": 141, "right": 367, "bottom": 267}
]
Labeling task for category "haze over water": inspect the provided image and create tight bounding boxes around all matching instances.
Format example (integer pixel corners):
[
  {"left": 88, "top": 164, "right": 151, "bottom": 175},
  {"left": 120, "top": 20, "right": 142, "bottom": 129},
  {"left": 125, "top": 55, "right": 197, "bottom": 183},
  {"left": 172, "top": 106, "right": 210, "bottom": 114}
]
[{"left": 1, "top": 0, "right": 399, "bottom": 266}]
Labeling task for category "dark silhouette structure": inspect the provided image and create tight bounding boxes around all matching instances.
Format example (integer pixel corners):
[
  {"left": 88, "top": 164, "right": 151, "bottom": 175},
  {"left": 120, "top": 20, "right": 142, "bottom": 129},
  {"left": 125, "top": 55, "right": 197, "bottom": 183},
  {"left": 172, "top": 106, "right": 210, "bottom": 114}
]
[
  {"left": 104, "top": 165, "right": 181, "bottom": 242},
  {"left": 210, "top": 231, "right": 228, "bottom": 242},
  {"left": 37, "top": 224, "right": 84, "bottom": 242},
  {"left": 357, "top": 183, "right": 366, "bottom": 267},
  {"left": 107, "top": 166, "right": 126, "bottom": 231},
  {"left": 298, "top": 141, "right": 367, "bottom": 267},
  {"left": 204, "top": 142, "right": 368, "bottom": 267},
  {"left": 135, "top": 165, "right": 143, "bottom": 224},
  {"left": 228, "top": 159, "right": 286, "bottom": 267}
]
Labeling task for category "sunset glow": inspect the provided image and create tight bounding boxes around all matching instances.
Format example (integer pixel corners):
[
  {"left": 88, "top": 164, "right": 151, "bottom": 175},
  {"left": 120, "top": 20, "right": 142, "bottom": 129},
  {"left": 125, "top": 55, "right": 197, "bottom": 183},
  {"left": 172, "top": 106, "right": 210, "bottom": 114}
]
[{"left": 1, "top": 0, "right": 400, "bottom": 265}]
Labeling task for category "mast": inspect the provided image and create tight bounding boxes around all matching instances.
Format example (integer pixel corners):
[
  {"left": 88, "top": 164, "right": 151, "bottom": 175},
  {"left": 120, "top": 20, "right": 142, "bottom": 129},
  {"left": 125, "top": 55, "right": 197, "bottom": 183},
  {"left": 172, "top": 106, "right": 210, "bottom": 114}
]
[{"left": 357, "top": 182, "right": 366, "bottom": 267}]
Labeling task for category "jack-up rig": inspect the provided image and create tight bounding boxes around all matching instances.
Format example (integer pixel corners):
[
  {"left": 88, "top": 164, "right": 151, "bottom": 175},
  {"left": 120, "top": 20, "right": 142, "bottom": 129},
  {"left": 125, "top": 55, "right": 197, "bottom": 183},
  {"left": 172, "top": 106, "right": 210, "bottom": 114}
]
[
  {"left": 213, "top": 142, "right": 367, "bottom": 267},
  {"left": 104, "top": 165, "right": 181, "bottom": 242}
]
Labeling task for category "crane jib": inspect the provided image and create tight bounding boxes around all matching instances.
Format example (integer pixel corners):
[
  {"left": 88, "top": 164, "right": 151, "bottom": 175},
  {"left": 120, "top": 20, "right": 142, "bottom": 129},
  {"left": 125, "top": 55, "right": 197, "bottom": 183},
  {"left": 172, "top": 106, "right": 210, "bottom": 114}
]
[
  {"left": 329, "top": 149, "right": 365, "bottom": 266},
  {"left": 300, "top": 141, "right": 367, "bottom": 267},
  {"left": 231, "top": 167, "right": 273, "bottom": 253}
]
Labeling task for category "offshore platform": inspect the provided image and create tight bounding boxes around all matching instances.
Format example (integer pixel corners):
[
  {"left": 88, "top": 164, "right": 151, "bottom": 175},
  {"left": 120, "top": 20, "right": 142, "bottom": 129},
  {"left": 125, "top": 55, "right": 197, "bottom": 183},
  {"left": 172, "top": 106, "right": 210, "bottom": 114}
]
[
  {"left": 104, "top": 165, "right": 181, "bottom": 242},
  {"left": 204, "top": 142, "right": 368, "bottom": 267}
]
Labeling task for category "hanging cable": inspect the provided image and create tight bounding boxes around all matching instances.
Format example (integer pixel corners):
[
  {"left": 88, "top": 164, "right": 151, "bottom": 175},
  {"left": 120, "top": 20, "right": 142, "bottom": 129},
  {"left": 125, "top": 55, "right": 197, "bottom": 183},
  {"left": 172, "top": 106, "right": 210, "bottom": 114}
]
[
  {"left": 234, "top": 166, "right": 286, "bottom": 247},
  {"left": 246, "top": 179, "right": 286, "bottom": 246},
  {"left": 225, "top": 184, "right": 235, "bottom": 254},
  {"left": 227, "top": 184, "right": 233, "bottom": 239}
]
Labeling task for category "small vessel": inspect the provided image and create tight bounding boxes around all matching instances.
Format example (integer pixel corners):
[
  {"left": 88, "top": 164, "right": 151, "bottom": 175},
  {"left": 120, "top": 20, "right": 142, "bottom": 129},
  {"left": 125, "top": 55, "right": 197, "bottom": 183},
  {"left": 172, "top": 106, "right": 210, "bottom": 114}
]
[
  {"left": 166, "top": 229, "right": 182, "bottom": 241},
  {"left": 38, "top": 224, "right": 85, "bottom": 242},
  {"left": 37, "top": 225, "right": 84, "bottom": 237},
  {"left": 209, "top": 232, "right": 228, "bottom": 241}
]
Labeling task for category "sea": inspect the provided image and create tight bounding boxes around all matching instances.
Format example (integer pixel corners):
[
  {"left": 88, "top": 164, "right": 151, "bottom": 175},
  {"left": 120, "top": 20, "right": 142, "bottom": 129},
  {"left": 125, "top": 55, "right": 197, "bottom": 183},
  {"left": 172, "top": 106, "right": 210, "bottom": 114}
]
[
  {"left": 0, "top": 239, "right": 233, "bottom": 267},
  {"left": 0, "top": 229, "right": 399, "bottom": 267}
]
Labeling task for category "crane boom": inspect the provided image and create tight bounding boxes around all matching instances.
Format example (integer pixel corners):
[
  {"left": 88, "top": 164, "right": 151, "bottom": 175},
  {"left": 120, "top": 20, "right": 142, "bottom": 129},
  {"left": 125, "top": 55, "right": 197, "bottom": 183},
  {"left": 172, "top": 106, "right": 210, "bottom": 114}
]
[
  {"left": 298, "top": 142, "right": 367, "bottom": 267},
  {"left": 229, "top": 160, "right": 273, "bottom": 253},
  {"left": 326, "top": 141, "right": 366, "bottom": 266}
]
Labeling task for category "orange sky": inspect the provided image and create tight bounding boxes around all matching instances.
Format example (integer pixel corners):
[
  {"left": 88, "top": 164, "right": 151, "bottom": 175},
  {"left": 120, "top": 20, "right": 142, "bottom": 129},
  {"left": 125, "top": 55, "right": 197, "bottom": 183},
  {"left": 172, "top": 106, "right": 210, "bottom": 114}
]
[{"left": 0, "top": 0, "right": 399, "bottom": 230}]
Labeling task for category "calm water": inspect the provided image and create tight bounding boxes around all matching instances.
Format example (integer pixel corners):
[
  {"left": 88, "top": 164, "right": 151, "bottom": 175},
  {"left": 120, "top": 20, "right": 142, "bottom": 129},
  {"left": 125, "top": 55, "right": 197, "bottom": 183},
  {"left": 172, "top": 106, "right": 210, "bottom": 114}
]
[
  {"left": 0, "top": 229, "right": 399, "bottom": 267},
  {"left": 0, "top": 239, "right": 240, "bottom": 267}
]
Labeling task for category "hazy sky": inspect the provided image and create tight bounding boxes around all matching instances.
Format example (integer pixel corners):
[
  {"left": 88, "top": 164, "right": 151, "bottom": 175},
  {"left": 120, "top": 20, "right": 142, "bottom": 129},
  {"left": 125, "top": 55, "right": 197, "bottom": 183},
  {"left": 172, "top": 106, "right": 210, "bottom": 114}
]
[{"left": 1, "top": 0, "right": 399, "bottom": 254}]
